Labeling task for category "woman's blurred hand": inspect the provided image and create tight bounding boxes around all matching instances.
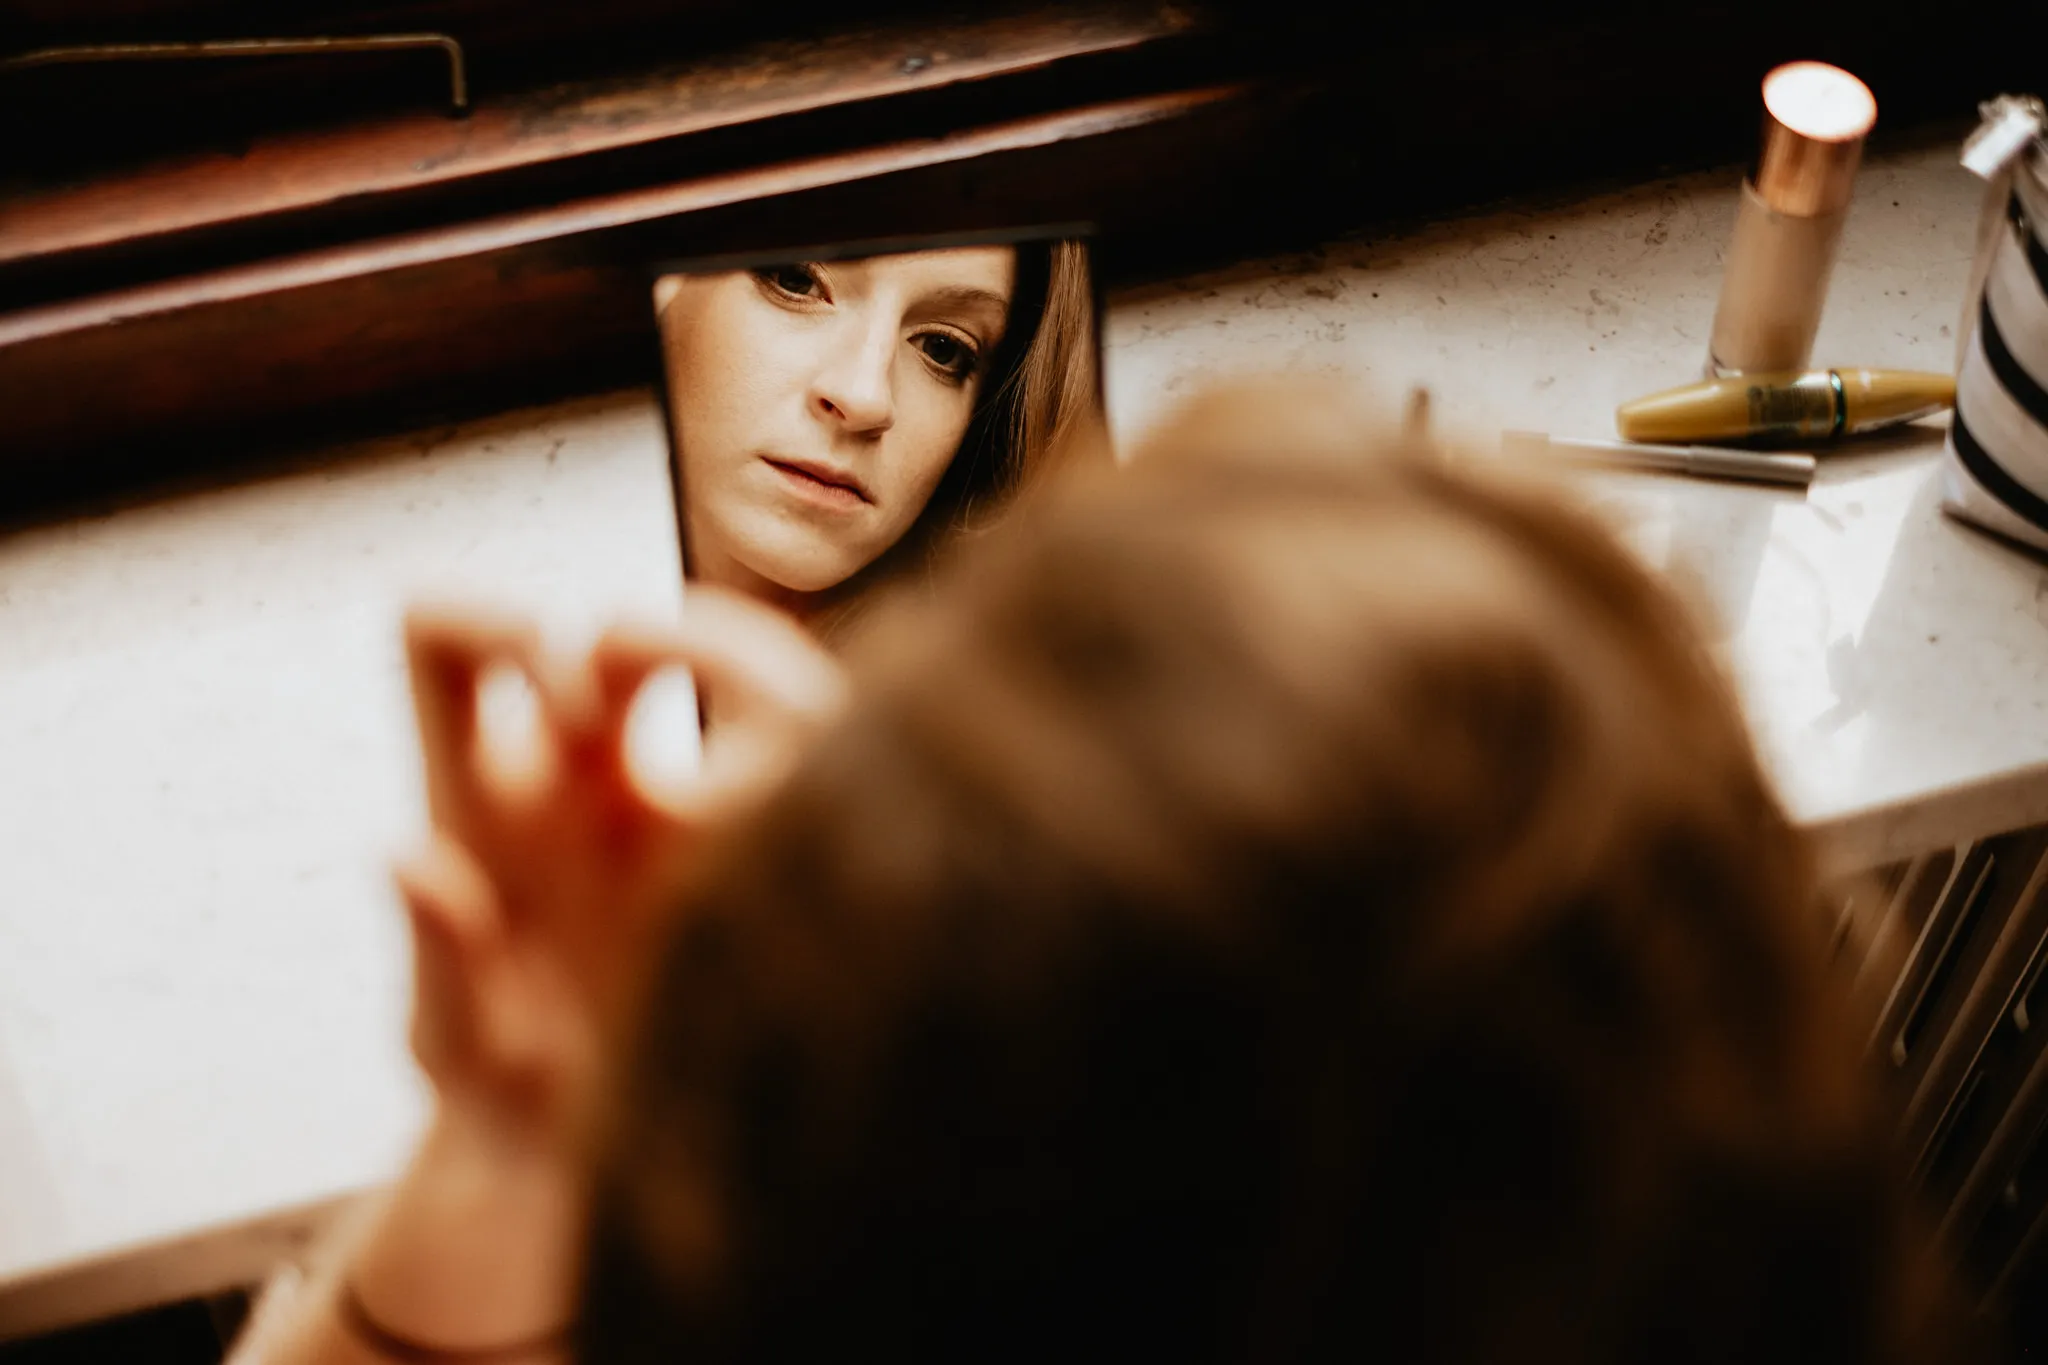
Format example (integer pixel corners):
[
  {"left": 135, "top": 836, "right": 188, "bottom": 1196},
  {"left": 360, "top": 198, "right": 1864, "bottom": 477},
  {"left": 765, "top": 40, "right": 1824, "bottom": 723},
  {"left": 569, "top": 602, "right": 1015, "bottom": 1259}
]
[
  {"left": 395, "top": 585, "right": 848, "bottom": 1157},
  {"left": 227, "top": 588, "right": 845, "bottom": 1365}
]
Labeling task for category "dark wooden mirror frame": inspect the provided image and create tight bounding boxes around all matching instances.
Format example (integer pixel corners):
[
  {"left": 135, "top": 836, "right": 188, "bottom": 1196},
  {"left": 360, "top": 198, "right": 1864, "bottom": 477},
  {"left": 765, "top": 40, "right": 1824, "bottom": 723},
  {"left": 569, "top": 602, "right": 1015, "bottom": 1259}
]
[{"left": 0, "top": 1, "right": 2026, "bottom": 525}]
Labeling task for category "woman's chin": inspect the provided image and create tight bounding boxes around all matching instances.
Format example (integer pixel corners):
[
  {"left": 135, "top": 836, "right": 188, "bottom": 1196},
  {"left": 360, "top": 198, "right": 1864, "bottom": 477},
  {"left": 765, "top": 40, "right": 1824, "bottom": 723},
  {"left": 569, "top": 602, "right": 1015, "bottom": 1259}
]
[
  {"left": 748, "top": 546, "right": 875, "bottom": 597},
  {"left": 708, "top": 511, "right": 876, "bottom": 598}
]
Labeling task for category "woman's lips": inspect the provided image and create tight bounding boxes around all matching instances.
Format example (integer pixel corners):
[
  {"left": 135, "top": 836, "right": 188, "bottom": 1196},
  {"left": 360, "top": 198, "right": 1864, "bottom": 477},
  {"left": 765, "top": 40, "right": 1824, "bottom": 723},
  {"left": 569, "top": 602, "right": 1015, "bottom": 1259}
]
[{"left": 764, "top": 457, "right": 871, "bottom": 510}]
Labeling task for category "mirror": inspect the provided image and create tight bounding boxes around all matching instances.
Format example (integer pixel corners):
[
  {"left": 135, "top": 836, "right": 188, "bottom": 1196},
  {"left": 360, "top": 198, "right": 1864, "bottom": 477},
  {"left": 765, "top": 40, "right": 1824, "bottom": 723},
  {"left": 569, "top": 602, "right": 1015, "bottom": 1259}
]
[{"left": 649, "top": 229, "right": 1107, "bottom": 639}]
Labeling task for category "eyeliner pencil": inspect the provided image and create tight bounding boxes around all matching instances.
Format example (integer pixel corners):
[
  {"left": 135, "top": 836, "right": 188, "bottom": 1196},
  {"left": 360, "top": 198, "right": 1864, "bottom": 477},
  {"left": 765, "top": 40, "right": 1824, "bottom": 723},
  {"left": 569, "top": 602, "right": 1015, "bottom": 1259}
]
[{"left": 1502, "top": 430, "right": 1816, "bottom": 489}]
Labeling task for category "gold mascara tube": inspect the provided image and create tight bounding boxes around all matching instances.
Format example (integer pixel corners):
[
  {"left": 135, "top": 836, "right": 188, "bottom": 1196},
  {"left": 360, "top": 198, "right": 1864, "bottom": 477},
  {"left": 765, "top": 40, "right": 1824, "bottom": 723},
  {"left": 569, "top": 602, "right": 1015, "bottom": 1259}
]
[{"left": 1616, "top": 368, "right": 1955, "bottom": 444}]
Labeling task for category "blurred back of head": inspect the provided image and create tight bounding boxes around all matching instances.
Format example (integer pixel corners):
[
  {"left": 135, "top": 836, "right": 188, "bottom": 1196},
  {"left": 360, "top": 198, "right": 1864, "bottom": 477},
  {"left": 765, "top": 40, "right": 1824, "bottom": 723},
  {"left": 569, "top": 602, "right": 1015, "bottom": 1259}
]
[{"left": 581, "top": 378, "right": 1971, "bottom": 1365}]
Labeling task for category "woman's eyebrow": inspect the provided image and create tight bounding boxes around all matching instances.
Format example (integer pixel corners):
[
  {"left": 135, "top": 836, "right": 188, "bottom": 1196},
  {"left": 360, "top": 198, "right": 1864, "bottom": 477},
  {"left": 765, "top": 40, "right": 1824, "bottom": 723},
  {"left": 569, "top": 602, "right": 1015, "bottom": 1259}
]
[{"left": 914, "top": 286, "right": 1011, "bottom": 324}]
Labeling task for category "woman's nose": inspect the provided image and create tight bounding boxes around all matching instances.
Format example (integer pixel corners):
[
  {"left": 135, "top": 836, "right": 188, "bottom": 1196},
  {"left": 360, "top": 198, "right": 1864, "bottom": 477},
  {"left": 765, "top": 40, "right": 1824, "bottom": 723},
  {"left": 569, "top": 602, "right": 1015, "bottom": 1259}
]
[{"left": 811, "top": 318, "right": 896, "bottom": 435}]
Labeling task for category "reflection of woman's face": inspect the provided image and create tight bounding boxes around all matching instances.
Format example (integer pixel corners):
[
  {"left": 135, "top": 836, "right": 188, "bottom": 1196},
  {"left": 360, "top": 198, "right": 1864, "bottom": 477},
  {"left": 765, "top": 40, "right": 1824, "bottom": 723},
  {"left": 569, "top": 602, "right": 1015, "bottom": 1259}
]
[{"left": 659, "top": 247, "right": 1017, "bottom": 602}]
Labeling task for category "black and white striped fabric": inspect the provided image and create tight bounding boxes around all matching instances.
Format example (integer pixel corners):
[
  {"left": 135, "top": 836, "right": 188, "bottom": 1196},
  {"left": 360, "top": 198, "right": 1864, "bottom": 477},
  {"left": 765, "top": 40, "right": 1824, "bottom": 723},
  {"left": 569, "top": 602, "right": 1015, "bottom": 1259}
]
[{"left": 1945, "top": 144, "right": 2048, "bottom": 553}]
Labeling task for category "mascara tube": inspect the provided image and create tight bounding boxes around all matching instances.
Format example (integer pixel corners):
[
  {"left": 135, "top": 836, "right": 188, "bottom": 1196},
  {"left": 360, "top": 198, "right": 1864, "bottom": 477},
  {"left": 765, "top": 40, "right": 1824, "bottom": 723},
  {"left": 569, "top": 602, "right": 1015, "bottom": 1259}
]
[{"left": 1616, "top": 368, "right": 1955, "bottom": 444}]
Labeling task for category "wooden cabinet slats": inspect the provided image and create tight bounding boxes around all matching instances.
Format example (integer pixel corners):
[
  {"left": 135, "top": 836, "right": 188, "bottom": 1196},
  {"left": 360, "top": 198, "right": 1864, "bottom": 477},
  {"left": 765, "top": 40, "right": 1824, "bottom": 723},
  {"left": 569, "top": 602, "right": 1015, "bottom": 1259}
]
[{"left": 1829, "top": 820, "right": 2048, "bottom": 1324}]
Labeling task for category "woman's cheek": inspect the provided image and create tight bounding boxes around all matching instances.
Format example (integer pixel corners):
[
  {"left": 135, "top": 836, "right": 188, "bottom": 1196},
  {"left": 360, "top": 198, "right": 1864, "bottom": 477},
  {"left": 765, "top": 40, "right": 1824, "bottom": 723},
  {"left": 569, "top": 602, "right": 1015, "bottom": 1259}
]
[
  {"left": 728, "top": 302, "right": 806, "bottom": 411},
  {"left": 911, "top": 370, "right": 979, "bottom": 489},
  {"left": 686, "top": 311, "right": 802, "bottom": 481}
]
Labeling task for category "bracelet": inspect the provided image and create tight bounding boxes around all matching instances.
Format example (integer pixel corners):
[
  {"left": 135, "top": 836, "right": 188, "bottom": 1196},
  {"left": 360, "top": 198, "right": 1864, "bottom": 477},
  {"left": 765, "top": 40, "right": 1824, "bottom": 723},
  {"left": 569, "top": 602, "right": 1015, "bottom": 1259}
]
[{"left": 337, "top": 1279, "right": 573, "bottom": 1364}]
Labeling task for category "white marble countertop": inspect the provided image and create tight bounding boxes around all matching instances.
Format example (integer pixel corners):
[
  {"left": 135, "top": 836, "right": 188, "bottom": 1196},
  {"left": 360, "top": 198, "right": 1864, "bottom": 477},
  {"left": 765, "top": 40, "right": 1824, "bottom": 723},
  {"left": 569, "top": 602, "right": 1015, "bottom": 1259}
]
[
  {"left": 0, "top": 401, "right": 684, "bottom": 1335},
  {"left": 3, "top": 141, "right": 2046, "bottom": 1336},
  {"left": 1103, "top": 142, "right": 2048, "bottom": 865}
]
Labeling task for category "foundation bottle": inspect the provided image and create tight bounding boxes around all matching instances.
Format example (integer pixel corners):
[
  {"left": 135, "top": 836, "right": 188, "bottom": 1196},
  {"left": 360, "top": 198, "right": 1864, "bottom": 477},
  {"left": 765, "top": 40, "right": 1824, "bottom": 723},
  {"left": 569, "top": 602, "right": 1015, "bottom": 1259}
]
[{"left": 1706, "top": 62, "right": 1877, "bottom": 377}]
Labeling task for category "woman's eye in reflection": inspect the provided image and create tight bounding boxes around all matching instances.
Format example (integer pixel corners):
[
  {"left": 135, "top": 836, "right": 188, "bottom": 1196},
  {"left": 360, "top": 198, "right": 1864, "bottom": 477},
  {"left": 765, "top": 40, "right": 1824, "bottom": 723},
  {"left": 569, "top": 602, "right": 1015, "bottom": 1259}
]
[
  {"left": 755, "top": 264, "right": 827, "bottom": 302},
  {"left": 915, "top": 331, "right": 980, "bottom": 384}
]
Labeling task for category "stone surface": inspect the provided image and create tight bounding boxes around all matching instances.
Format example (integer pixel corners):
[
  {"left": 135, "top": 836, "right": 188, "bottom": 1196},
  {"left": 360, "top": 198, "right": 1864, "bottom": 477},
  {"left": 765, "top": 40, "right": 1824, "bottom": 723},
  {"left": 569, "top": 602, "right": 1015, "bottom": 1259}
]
[
  {"left": 0, "top": 398, "right": 682, "bottom": 1332},
  {"left": 1102, "top": 144, "right": 2048, "bottom": 861}
]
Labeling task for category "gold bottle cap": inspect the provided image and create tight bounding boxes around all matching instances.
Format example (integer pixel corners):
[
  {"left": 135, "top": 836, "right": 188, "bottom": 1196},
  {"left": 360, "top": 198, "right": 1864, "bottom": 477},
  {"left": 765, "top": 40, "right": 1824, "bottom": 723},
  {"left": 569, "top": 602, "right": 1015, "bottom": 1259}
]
[{"left": 1754, "top": 62, "right": 1876, "bottom": 216}]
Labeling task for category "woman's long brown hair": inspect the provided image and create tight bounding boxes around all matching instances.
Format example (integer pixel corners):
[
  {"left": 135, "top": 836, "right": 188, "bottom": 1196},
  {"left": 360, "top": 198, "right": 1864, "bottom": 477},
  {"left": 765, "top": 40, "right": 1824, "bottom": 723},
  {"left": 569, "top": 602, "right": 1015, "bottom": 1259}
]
[{"left": 583, "top": 378, "right": 1982, "bottom": 1365}]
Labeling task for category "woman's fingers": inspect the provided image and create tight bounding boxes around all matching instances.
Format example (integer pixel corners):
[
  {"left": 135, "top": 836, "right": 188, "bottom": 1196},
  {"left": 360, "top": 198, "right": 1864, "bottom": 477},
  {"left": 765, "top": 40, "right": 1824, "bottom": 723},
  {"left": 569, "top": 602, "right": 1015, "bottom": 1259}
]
[
  {"left": 395, "top": 837, "right": 590, "bottom": 1121},
  {"left": 585, "top": 591, "right": 847, "bottom": 820},
  {"left": 393, "top": 837, "right": 505, "bottom": 1085},
  {"left": 397, "top": 594, "right": 846, "bottom": 1012},
  {"left": 652, "top": 587, "right": 848, "bottom": 725},
  {"left": 393, "top": 836, "right": 501, "bottom": 948},
  {"left": 402, "top": 606, "right": 550, "bottom": 842},
  {"left": 404, "top": 591, "right": 844, "bottom": 838}
]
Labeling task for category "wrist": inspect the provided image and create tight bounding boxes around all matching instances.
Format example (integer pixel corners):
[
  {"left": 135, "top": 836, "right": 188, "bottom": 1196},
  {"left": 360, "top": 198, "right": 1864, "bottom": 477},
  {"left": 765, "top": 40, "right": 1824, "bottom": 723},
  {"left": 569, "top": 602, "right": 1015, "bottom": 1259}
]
[
  {"left": 334, "top": 1279, "right": 571, "bottom": 1364},
  {"left": 343, "top": 1105, "right": 588, "bottom": 1352}
]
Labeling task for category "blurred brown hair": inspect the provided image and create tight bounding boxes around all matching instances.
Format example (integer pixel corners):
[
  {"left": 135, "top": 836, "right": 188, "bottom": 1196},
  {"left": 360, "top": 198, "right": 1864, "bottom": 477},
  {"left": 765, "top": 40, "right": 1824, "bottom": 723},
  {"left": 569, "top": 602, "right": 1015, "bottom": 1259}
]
[{"left": 581, "top": 378, "right": 1978, "bottom": 1365}]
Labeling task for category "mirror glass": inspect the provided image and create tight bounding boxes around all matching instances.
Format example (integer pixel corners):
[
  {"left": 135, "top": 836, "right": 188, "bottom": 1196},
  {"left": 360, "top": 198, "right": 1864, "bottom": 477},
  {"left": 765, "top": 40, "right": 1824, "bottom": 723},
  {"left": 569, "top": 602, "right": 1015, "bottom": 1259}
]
[{"left": 650, "top": 230, "right": 1105, "bottom": 638}]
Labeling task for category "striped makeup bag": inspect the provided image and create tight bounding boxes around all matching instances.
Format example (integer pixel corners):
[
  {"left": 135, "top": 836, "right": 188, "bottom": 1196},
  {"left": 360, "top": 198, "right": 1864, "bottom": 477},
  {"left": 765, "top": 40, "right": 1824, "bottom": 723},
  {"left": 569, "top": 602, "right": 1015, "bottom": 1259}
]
[{"left": 1945, "top": 96, "right": 2048, "bottom": 553}]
